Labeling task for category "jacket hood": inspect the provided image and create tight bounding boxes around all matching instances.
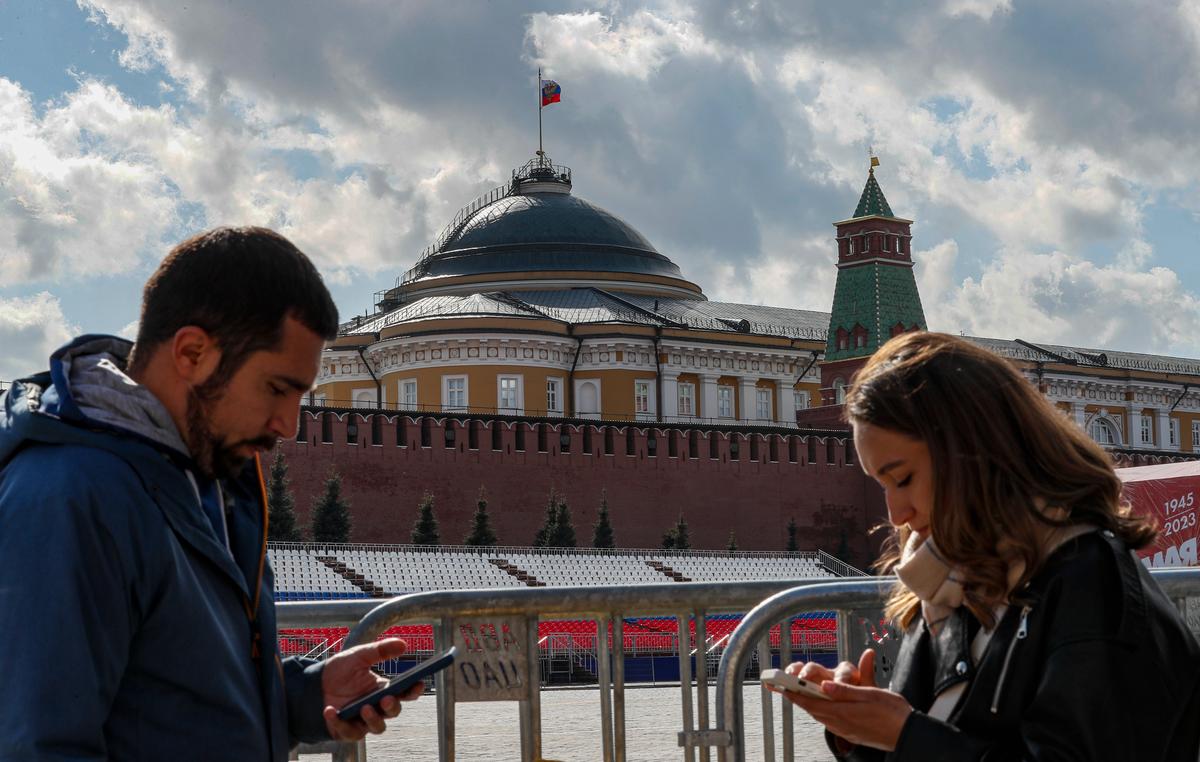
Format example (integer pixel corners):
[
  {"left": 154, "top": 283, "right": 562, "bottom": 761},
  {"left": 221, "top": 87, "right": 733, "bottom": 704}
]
[{"left": 0, "top": 334, "right": 191, "bottom": 467}]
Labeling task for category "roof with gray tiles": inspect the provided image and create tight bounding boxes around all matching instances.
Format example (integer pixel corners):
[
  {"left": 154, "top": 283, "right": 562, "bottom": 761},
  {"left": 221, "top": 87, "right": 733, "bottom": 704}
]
[
  {"left": 342, "top": 288, "right": 830, "bottom": 340},
  {"left": 615, "top": 293, "right": 829, "bottom": 339},
  {"left": 342, "top": 293, "right": 545, "bottom": 335},
  {"left": 506, "top": 289, "right": 663, "bottom": 325},
  {"left": 966, "top": 336, "right": 1200, "bottom": 375}
]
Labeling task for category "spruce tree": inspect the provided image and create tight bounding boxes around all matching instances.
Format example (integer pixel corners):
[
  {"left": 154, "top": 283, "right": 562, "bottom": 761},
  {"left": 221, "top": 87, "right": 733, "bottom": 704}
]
[
  {"left": 309, "top": 467, "right": 352, "bottom": 544},
  {"left": 464, "top": 487, "right": 497, "bottom": 547},
  {"left": 533, "top": 489, "right": 559, "bottom": 547},
  {"left": 591, "top": 490, "right": 615, "bottom": 549},
  {"left": 673, "top": 513, "right": 691, "bottom": 550},
  {"left": 726, "top": 530, "right": 738, "bottom": 552},
  {"left": 549, "top": 497, "right": 577, "bottom": 548},
  {"left": 411, "top": 492, "right": 441, "bottom": 546},
  {"left": 662, "top": 512, "right": 690, "bottom": 550},
  {"left": 266, "top": 450, "right": 301, "bottom": 541},
  {"left": 786, "top": 517, "right": 799, "bottom": 552}
]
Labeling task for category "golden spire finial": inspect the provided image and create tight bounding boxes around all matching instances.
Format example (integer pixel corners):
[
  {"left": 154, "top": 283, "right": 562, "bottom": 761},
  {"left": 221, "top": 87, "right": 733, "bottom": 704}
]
[{"left": 869, "top": 146, "right": 880, "bottom": 171}]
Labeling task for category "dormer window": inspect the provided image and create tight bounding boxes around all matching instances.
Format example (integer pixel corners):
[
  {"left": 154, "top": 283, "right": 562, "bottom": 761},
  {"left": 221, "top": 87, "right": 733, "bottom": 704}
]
[
  {"left": 850, "top": 323, "right": 869, "bottom": 349},
  {"left": 836, "top": 327, "right": 849, "bottom": 351}
]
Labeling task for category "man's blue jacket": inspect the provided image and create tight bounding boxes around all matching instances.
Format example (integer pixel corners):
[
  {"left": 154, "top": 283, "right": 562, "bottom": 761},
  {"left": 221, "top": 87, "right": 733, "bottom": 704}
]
[{"left": 0, "top": 336, "right": 329, "bottom": 760}]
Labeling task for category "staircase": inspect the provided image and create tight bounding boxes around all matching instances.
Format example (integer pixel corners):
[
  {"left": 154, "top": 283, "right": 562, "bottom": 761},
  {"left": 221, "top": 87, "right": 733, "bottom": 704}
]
[
  {"left": 539, "top": 634, "right": 598, "bottom": 685},
  {"left": 490, "top": 558, "right": 545, "bottom": 586},
  {"left": 646, "top": 560, "right": 691, "bottom": 582},
  {"left": 315, "top": 555, "right": 389, "bottom": 598}
]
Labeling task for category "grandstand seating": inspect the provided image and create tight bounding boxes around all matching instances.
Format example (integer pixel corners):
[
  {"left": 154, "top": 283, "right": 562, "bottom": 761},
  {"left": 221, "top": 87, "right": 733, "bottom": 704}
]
[
  {"left": 271, "top": 547, "right": 370, "bottom": 600},
  {"left": 320, "top": 548, "right": 522, "bottom": 595},
  {"left": 268, "top": 544, "right": 838, "bottom": 601},
  {"left": 660, "top": 555, "right": 830, "bottom": 582},
  {"left": 504, "top": 552, "right": 669, "bottom": 586}
]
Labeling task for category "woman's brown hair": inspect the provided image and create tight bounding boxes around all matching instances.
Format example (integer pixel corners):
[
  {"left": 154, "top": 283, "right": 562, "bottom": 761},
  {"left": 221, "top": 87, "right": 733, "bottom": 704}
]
[{"left": 845, "top": 332, "right": 1156, "bottom": 629}]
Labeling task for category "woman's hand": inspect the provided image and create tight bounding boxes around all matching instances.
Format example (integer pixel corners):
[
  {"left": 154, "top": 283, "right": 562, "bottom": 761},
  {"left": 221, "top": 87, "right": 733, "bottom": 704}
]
[{"left": 773, "top": 649, "right": 913, "bottom": 752}]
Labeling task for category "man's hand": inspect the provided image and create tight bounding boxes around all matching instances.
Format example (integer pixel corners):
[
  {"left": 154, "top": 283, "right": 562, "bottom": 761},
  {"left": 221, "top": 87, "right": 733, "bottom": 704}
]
[
  {"left": 772, "top": 649, "right": 912, "bottom": 752},
  {"left": 320, "top": 638, "right": 425, "bottom": 741}
]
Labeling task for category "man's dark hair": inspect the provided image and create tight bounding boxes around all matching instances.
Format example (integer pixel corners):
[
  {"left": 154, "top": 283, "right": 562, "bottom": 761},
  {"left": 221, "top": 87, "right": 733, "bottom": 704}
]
[{"left": 128, "top": 226, "right": 339, "bottom": 387}]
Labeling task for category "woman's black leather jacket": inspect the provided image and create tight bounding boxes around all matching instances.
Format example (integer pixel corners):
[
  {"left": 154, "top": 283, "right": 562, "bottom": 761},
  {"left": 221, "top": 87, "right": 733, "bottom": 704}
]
[{"left": 834, "top": 530, "right": 1200, "bottom": 761}]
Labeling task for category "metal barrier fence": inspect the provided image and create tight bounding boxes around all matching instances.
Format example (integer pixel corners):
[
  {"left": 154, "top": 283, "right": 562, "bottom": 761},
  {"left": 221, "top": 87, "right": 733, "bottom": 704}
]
[{"left": 278, "top": 569, "right": 1200, "bottom": 761}]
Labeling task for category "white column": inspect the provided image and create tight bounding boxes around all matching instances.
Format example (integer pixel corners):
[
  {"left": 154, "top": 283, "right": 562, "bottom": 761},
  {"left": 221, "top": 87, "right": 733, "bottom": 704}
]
[
  {"left": 661, "top": 371, "right": 679, "bottom": 423},
  {"left": 1071, "top": 402, "right": 1087, "bottom": 430},
  {"left": 739, "top": 378, "right": 758, "bottom": 424},
  {"left": 776, "top": 379, "right": 796, "bottom": 428},
  {"left": 1128, "top": 408, "right": 1143, "bottom": 448},
  {"left": 701, "top": 374, "right": 720, "bottom": 424},
  {"left": 1157, "top": 409, "right": 1171, "bottom": 450}
]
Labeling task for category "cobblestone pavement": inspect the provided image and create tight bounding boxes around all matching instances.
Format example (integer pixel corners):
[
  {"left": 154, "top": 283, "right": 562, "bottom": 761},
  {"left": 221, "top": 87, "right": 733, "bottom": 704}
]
[{"left": 316, "top": 684, "right": 829, "bottom": 761}]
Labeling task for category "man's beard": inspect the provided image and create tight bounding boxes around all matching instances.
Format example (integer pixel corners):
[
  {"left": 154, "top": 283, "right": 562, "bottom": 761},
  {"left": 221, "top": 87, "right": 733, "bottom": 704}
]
[{"left": 186, "top": 385, "right": 276, "bottom": 480}]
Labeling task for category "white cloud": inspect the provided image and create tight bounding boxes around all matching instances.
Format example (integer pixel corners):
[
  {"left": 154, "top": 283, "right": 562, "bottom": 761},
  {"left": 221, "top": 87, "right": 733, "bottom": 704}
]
[
  {"left": 527, "top": 11, "right": 728, "bottom": 81},
  {"left": 0, "top": 293, "right": 79, "bottom": 380},
  {"left": 942, "top": 0, "right": 1013, "bottom": 20},
  {"left": 773, "top": 52, "right": 1144, "bottom": 254},
  {"left": 915, "top": 239, "right": 960, "bottom": 303},
  {"left": 0, "top": 74, "right": 456, "bottom": 288},
  {"left": 0, "top": 78, "right": 179, "bottom": 283},
  {"left": 708, "top": 233, "right": 836, "bottom": 313},
  {"left": 925, "top": 248, "right": 1200, "bottom": 355}
]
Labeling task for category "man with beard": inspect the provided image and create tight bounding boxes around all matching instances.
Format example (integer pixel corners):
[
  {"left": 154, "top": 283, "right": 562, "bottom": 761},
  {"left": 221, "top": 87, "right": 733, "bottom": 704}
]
[{"left": 0, "top": 227, "right": 421, "bottom": 761}]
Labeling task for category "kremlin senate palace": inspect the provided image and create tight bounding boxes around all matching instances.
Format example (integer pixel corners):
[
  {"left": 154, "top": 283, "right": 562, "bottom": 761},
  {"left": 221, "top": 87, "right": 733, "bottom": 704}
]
[{"left": 272, "top": 154, "right": 1200, "bottom": 568}]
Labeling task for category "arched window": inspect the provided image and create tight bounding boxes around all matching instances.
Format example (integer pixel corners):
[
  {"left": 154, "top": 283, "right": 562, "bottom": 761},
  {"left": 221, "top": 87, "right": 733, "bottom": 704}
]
[
  {"left": 833, "top": 378, "right": 847, "bottom": 405},
  {"left": 1089, "top": 416, "right": 1120, "bottom": 446}
]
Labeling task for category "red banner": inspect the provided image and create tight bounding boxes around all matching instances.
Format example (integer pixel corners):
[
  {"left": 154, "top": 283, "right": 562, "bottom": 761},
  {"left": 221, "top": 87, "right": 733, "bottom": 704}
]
[{"left": 1117, "top": 462, "right": 1200, "bottom": 568}]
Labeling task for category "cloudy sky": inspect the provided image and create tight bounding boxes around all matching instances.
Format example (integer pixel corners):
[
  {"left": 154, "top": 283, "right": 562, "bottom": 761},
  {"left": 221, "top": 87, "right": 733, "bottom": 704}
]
[{"left": 3, "top": 0, "right": 1200, "bottom": 380}]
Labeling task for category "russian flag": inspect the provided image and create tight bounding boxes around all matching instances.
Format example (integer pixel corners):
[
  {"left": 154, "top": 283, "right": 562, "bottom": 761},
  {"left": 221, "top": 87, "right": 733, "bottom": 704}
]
[{"left": 541, "top": 80, "right": 561, "bottom": 107}]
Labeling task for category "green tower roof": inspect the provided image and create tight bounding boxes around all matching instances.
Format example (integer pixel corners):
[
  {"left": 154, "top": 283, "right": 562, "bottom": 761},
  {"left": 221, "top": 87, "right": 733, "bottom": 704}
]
[
  {"left": 852, "top": 168, "right": 894, "bottom": 218},
  {"left": 825, "top": 261, "right": 926, "bottom": 362}
]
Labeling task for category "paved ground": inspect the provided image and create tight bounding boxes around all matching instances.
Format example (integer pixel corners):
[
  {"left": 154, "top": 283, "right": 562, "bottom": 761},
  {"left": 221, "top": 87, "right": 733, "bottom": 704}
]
[{"left": 310, "top": 684, "right": 830, "bottom": 761}]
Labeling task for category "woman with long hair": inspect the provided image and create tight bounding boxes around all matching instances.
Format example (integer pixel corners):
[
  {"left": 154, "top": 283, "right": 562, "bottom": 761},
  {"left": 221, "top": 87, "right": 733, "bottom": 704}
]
[{"left": 777, "top": 332, "right": 1200, "bottom": 760}]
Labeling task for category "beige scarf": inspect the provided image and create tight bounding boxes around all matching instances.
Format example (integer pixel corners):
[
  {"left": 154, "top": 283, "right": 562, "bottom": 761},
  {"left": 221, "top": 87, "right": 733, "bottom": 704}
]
[{"left": 894, "top": 506, "right": 1093, "bottom": 635}]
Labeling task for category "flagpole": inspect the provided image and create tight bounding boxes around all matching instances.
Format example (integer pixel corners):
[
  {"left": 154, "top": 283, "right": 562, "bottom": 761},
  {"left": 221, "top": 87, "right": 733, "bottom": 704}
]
[{"left": 537, "top": 68, "right": 544, "bottom": 160}]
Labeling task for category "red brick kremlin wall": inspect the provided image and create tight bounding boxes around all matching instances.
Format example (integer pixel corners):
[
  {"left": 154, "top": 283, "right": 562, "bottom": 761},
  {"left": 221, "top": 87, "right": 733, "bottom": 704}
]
[{"left": 273, "top": 410, "right": 889, "bottom": 569}]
